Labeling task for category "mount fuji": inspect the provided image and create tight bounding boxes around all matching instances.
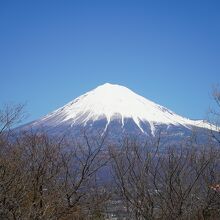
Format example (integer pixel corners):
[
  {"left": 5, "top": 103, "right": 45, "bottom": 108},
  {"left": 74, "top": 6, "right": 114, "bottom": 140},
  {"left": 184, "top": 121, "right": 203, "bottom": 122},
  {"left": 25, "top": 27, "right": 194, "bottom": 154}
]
[{"left": 20, "top": 83, "right": 214, "bottom": 142}]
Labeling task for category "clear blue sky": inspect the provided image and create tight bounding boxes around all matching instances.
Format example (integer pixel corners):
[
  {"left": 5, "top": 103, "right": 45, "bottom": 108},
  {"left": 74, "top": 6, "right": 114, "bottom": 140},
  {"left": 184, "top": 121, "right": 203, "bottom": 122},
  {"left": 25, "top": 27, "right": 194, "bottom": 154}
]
[{"left": 0, "top": 0, "right": 219, "bottom": 123}]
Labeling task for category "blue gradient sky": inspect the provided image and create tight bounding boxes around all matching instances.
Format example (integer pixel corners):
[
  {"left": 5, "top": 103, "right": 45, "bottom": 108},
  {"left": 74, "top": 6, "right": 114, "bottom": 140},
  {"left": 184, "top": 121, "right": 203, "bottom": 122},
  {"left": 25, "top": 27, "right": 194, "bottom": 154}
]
[{"left": 0, "top": 0, "right": 219, "bottom": 123}]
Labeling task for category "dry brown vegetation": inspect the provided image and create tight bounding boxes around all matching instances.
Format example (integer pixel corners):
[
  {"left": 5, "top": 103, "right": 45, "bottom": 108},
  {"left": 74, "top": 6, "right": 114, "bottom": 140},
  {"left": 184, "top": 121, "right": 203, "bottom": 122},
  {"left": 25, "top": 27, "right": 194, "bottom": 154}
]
[{"left": 110, "top": 139, "right": 220, "bottom": 220}]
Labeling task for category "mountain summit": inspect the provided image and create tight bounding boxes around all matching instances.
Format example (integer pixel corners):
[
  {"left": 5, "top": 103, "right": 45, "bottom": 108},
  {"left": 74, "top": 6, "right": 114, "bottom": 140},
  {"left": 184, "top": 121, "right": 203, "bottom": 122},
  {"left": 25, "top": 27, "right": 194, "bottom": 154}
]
[{"left": 22, "top": 83, "right": 212, "bottom": 139}]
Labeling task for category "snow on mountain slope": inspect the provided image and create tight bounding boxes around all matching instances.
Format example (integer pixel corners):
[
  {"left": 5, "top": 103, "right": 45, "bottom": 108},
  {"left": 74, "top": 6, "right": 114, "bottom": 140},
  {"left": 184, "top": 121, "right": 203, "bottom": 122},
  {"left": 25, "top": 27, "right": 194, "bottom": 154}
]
[{"left": 30, "top": 83, "right": 213, "bottom": 136}]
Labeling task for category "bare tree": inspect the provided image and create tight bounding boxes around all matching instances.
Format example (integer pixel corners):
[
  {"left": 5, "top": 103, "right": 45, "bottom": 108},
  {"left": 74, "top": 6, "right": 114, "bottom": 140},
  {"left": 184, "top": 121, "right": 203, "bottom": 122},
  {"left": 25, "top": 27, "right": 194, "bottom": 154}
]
[
  {"left": 0, "top": 103, "right": 25, "bottom": 135},
  {"left": 208, "top": 86, "right": 220, "bottom": 144},
  {"left": 110, "top": 138, "right": 159, "bottom": 220},
  {"left": 0, "top": 104, "right": 111, "bottom": 219},
  {"left": 57, "top": 133, "right": 110, "bottom": 219},
  {"left": 0, "top": 131, "right": 64, "bottom": 219},
  {"left": 110, "top": 137, "right": 220, "bottom": 220},
  {"left": 0, "top": 128, "right": 111, "bottom": 219}
]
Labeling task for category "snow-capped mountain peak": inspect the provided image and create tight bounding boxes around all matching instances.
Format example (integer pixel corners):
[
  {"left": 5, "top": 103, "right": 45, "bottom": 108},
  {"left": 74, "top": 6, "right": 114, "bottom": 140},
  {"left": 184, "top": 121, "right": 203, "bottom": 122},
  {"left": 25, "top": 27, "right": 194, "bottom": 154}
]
[{"left": 32, "top": 83, "right": 212, "bottom": 136}]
